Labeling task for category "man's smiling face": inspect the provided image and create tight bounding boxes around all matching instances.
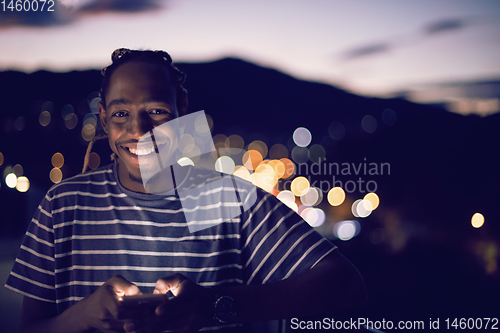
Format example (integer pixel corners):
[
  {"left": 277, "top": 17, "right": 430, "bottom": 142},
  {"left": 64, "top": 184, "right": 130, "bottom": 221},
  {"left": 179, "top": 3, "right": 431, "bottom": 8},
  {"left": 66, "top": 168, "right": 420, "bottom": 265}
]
[{"left": 98, "top": 61, "right": 179, "bottom": 192}]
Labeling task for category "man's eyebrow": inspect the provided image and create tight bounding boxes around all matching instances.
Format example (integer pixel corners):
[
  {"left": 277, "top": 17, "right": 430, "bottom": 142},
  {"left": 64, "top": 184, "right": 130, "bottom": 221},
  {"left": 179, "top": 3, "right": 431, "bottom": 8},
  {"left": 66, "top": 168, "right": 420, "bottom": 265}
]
[
  {"left": 107, "top": 99, "right": 131, "bottom": 108},
  {"left": 106, "top": 97, "right": 173, "bottom": 108},
  {"left": 143, "top": 97, "right": 173, "bottom": 105}
]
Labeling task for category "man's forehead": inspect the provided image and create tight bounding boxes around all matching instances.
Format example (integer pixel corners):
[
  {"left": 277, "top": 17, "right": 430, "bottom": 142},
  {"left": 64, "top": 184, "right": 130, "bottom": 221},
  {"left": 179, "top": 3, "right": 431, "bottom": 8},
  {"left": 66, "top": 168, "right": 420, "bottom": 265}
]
[
  {"left": 110, "top": 61, "right": 175, "bottom": 88},
  {"left": 107, "top": 62, "right": 176, "bottom": 101}
]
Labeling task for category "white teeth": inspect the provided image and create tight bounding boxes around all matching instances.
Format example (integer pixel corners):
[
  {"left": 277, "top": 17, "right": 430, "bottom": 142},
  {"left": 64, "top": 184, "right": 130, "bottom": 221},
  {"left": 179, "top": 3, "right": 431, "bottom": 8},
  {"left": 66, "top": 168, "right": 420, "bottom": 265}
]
[{"left": 128, "top": 147, "right": 155, "bottom": 156}]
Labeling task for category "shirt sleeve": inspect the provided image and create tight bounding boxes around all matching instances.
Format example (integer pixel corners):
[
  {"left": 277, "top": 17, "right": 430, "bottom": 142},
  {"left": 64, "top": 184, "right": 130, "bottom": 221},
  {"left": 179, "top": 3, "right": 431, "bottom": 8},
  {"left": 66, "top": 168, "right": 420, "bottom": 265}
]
[
  {"left": 240, "top": 189, "right": 337, "bottom": 285},
  {"left": 5, "top": 192, "right": 56, "bottom": 302}
]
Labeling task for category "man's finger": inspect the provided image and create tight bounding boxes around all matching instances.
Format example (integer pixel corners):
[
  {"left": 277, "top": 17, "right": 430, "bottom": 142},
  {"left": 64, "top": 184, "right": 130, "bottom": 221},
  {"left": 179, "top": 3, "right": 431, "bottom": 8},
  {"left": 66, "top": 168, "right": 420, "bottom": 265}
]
[
  {"left": 154, "top": 273, "right": 187, "bottom": 296},
  {"left": 103, "top": 276, "right": 142, "bottom": 319},
  {"left": 108, "top": 275, "right": 142, "bottom": 296}
]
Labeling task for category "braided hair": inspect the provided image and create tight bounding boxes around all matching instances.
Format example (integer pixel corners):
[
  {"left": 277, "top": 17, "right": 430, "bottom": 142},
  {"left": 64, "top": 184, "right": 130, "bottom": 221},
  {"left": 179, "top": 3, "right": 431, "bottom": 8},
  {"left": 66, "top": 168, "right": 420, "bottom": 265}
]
[
  {"left": 100, "top": 48, "right": 188, "bottom": 113},
  {"left": 82, "top": 48, "right": 188, "bottom": 173}
]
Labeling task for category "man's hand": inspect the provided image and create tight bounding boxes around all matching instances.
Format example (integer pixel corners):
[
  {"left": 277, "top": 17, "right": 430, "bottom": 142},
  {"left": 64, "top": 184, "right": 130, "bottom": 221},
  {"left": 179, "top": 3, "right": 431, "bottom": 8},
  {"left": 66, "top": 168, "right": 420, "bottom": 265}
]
[
  {"left": 121, "top": 251, "right": 367, "bottom": 332},
  {"left": 124, "top": 273, "right": 214, "bottom": 333},
  {"left": 79, "top": 274, "right": 142, "bottom": 333}
]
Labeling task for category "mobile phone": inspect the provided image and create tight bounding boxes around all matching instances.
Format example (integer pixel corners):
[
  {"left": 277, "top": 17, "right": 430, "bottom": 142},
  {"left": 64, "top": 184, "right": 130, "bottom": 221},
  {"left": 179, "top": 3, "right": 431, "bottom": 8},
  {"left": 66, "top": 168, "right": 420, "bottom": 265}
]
[
  {"left": 120, "top": 294, "right": 169, "bottom": 307},
  {"left": 118, "top": 294, "right": 169, "bottom": 319}
]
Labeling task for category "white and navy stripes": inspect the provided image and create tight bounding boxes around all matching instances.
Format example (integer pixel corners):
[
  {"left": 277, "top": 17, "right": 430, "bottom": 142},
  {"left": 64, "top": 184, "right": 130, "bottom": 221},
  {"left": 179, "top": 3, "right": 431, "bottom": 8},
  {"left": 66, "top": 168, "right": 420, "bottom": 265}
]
[{"left": 6, "top": 163, "right": 337, "bottom": 329}]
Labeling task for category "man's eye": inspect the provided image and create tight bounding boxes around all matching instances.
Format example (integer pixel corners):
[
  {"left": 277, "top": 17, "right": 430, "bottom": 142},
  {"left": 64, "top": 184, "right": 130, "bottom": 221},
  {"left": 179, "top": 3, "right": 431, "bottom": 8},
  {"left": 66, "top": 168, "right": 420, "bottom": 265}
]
[
  {"left": 148, "top": 108, "right": 169, "bottom": 115},
  {"left": 112, "top": 111, "right": 128, "bottom": 118}
]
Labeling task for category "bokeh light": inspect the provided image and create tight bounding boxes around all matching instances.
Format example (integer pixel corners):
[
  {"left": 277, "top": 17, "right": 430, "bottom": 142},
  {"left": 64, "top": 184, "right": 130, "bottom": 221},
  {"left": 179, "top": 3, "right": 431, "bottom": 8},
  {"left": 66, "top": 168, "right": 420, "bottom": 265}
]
[
  {"left": 361, "top": 115, "right": 377, "bottom": 133},
  {"left": 327, "top": 187, "right": 345, "bottom": 206},
  {"left": 352, "top": 199, "right": 373, "bottom": 218},
  {"left": 253, "top": 163, "right": 278, "bottom": 192},
  {"left": 212, "top": 134, "right": 227, "bottom": 145},
  {"left": 205, "top": 114, "right": 214, "bottom": 132},
  {"left": 51, "top": 153, "right": 64, "bottom": 168},
  {"left": 248, "top": 140, "right": 268, "bottom": 159},
  {"left": 83, "top": 113, "right": 97, "bottom": 127},
  {"left": 232, "top": 165, "right": 251, "bottom": 180},
  {"left": 213, "top": 134, "right": 228, "bottom": 155},
  {"left": 215, "top": 156, "right": 235, "bottom": 174},
  {"left": 61, "top": 104, "right": 74, "bottom": 119},
  {"left": 291, "top": 146, "right": 309, "bottom": 163},
  {"left": 42, "top": 101, "right": 54, "bottom": 113},
  {"left": 277, "top": 190, "right": 295, "bottom": 204},
  {"left": 300, "top": 187, "right": 322, "bottom": 206},
  {"left": 39, "top": 111, "right": 51, "bottom": 127},
  {"left": 242, "top": 150, "right": 263, "bottom": 170},
  {"left": 269, "top": 143, "right": 288, "bottom": 159},
  {"left": 279, "top": 158, "right": 295, "bottom": 179},
  {"left": 50, "top": 168, "right": 63, "bottom": 184},
  {"left": 3, "top": 166, "right": 13, "bottom": 179},
  {"left": 268, "top": 159, "right": 286, "bottom": 179},
  {"left": 88, "top": 97, "right": 100, "bottom": 113},
  {"left": 16, "top": 176, "right": 30, "bottom": 192},
  {"left": 6, "top": 173, "right": 17, "bottom": 188},
  {"left": 293, "top": 127, "right": 312, "bottom": 147},
  {"left": 185, "top": 145, "right": 202, "bottom": 163},
  {"left": 226, "top": 135, "right": 245, "bottom": 150},
  {"left": 178, "top": 157, "right": 195, "bottom": 167},
  {"left": 308, "top": 144, "right": 326, "bottom": 163},
  {"left": 180, "top": 133, "right": 196, "bottom": 155},
  {"left": 14, "top": 116, "right": 25, "bottom": 131},
  {"left": 194, "top": 113, "right": 212, "bottom": 135},
  {"left": 334, "top": 220, "right": 361, "bottom": 241},
  {"left": 328, "top": 122, "right": 345, "bottom": 140},
  {"left": 82, "top": 123, "right": 96, "bottom": 141},
  {"left": 382, "top": 108, "right": 397, "bottom": 126},
  {"left": 65, "top": 113, "right": 78, "bottom": 130},
  {"left": 0, "top": 152, "right": 3, "bottom": 166},
  {"left": 363, "top": 192, "right": 380, "bottom": 210},
  {"left": 277, "top": 190, "right": 298, "bottom": 211},
  {"left": 471, "top": 213, "right": 485, "bottom": 228},
  {"left": 13, "top": 164, "right": 23, "bottom": 177},
  {"left": 291, "top": 176, "right": 310, "bottom": 197},
  {"left": 301, "top": 207, "right": 326, "bottom": 227},
  {"left": 88, "top": 152, "right": 101, "bottom": 170}
]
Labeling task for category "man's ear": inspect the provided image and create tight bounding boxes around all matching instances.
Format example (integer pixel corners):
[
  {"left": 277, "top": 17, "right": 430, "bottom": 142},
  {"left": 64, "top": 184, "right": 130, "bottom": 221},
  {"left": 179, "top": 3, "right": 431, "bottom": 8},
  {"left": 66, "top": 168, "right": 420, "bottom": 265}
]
[{"left": 97, "top": 101, "right": 108, "bottom": 134}]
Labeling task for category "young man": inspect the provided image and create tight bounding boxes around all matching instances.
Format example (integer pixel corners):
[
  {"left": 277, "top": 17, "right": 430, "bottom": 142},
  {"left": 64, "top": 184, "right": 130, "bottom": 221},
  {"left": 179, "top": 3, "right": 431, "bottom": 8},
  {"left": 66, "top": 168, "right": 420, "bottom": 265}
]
[{"left": 6, "top": 49, "right": 367, "bottom": 333}]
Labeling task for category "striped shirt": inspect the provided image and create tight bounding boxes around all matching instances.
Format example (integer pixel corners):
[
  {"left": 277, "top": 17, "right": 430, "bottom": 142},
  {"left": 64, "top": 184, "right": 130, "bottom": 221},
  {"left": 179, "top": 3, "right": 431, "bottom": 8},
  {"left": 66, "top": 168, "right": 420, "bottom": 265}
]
[{"left": 5, "top": 163, "right": 337, "bottom": 330}]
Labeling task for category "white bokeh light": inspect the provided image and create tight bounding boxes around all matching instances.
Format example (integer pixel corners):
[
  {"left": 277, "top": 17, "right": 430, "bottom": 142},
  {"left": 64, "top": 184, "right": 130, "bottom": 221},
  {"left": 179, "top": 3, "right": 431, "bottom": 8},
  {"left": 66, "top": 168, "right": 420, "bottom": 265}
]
[
  {"left": 301, "top": 207, "right": 325, "bottom": 227},
  {"left": 5, "top": 173, "right": 17, "bottom": 188},
  {"left": 215, "top": 156, "right": 235, "bottom": 174},
  {"left": 177, "top": 157, "right": 195, "bottom": 167},
  {"left": 293, "top": 127, "right": 312, "bottom": 147},
  {"left": 352, "top": 199, "right": 373, "bottom": 218},
  {"left": 333, "top": 220, "right": 361, "bottom": 241}
]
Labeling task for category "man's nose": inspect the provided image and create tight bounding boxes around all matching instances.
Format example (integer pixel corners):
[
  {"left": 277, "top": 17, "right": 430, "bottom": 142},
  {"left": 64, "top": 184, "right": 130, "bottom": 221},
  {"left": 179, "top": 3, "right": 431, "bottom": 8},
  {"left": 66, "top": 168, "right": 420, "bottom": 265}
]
[{"left": 128, "top": 111, "right": 154, "bottom": 136}]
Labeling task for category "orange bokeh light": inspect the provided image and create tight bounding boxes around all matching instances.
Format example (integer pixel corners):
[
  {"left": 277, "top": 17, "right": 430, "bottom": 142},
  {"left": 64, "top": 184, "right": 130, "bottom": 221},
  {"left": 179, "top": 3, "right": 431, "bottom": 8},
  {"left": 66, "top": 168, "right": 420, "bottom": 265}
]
[
  {"left": 279, "top": 158, "right": 295, "bottom": 179},
  {"left": 243, "top": 150, "right": 263, "bottom": 170}
]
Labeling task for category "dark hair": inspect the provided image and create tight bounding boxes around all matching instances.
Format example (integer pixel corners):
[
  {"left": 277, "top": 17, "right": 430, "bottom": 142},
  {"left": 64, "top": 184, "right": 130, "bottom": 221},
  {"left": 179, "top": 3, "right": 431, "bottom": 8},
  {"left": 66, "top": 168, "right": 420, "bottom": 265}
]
[
  {"left": 99, "top": 48, "right": 188, "bottom": 114},
  {"left": 83, "top": 48, "right": 188, "bottom": 173}
]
